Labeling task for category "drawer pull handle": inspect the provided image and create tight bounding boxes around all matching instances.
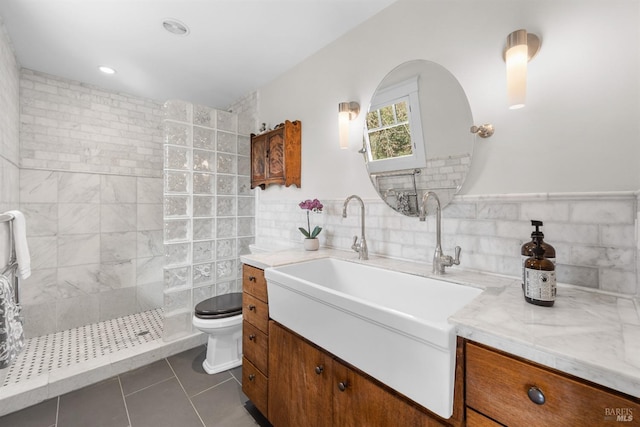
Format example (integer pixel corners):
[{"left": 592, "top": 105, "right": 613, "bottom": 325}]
[
  {"left": 338, "top": 381, "right": 348, "bottom": 392},
  {"left": 315, "top": 365, "right": 324, "bottom": 375},
  {"left": 248, "top": 374, "right": 256, "bottom": 381},
  {"left": 249, "top": 276, "right": 257, "bottom": 282},
  {"left": 249, "top": 334, "right": 256, "bottom": 341},
  {"left": 528, "top": 386, "right": 545, "bottom": 405},
  {"left": 248, "top": 304, "right": 256, "bottom": 311}
]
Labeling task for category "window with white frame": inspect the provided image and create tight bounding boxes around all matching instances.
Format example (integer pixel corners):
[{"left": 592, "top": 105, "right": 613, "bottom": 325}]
[{"left": 365, "top": 76, "right": 426, "bottom": 173}]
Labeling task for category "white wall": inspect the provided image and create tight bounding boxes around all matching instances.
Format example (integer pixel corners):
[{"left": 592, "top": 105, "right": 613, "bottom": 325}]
[
  {"left": 0, "top": 16, "right": 20, "bottom": 280},
  {"left": 257, "top": 0, "right": 640, "bottom": 200}
]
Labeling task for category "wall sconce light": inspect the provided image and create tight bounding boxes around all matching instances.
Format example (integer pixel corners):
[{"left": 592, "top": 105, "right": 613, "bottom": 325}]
[
  {"left": 504, "top": 29, "right": 540, "bottom": 109},
  {"left": 338, "top": 101, "right": 360, "bottom": 149},
  {"left": 470, "top": 124, "right": 494, "bottom": 138}
]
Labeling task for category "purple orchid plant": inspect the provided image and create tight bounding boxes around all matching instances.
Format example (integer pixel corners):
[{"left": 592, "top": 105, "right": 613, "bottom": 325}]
[{"left": 298, "top": 199, "right": 323, "bottom": 239}]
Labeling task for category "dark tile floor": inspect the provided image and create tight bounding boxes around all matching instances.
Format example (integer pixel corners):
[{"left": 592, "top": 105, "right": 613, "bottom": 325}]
[{"left": 0, "top": 345, "right": 272, "bottom": 427}]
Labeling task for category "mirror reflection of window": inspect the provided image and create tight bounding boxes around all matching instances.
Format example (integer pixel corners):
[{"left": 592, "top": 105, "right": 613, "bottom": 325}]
[
  {"left": 364, "top": 77, "right": 426, "bottom": 173},
  {"left": 366, "top": 99, "right": 413, "bottom": 161}
]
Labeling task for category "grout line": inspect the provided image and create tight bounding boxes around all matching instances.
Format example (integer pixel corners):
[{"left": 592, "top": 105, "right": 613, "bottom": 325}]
[
  {"left": 166, "top": 358, "right": 207, "bottom": 427},
  {"left": 190, "top": 377, "right": 236, "bottom": 399},
  {"left": 54, "top": 396, "right": 60, "bottom": 427},
  {"left": 122, "top": 375, "right": 175, "bottom": 398},
  {"left": 118, "top": 376, "right": 133, "bottom": 427}
]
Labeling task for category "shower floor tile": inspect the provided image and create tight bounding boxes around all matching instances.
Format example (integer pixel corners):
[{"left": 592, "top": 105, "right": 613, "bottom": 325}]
[
  {"left": 0, "top": 309, "right": 207, "bottom": 417},
  {"left": 2, "top": 309, "right": 164, "bottom": 387}
]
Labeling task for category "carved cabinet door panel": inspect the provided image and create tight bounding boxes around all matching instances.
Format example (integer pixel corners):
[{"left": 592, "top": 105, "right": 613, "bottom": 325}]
[
  {"left": 250, "top": 135, "right": 267, "bottom": 187},
  {"left": 266, "top": 132, "right": 285, "bottom": 180}
]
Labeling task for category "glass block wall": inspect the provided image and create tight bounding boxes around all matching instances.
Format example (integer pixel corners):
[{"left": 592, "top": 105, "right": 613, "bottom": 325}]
[{"left": 162, "top": 100, "right": 255, "bottom": 341}]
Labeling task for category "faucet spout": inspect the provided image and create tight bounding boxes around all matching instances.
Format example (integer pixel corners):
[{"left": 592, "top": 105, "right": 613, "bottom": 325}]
[
  {"left": 419, "top": 191, "right": 460, "bottom": 274},
  {"left": 342, "top": 195, "right": 368, "bottom": 260}
]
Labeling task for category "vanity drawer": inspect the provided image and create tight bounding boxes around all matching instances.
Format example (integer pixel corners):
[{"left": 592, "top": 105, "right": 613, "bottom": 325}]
[
  {"left": 466, "top": 342, "right": 640, "bottom": 426},
  {"left": 465, "top": 408, "right": 501, "bottom": 427},
  {"left": 243, "top": 264, "right": 268, "bottom": 303},
  {"left": 243, "top": 321, "right": 268, "bottom": 375},
  {"left": 243, "top": 292, "right": 269, "bottom": 334},
  {"left": 242, "top": 357, "right": 268, "bottom": 416}
]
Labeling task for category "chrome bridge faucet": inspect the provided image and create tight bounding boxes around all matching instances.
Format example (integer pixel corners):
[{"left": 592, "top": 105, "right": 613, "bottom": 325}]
[
  {"left": 342, "top": 195, "right": 368, "bottom": 260},
  {"left": 419, "top": 191, "right": 461, "bottom": 274}
]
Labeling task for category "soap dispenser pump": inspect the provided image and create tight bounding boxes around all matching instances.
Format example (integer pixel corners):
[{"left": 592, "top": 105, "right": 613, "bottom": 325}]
[{"left": 521, "top": 220, "right": 555, "bottom": 290}]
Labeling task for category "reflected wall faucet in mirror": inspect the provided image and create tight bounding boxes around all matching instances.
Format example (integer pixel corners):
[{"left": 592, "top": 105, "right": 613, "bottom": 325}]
[
  {"left": 419, "top": 191, "right": 461, "bottom": 274},
  {"left": 342, "top": 195, "right": 368, "bottom": 260},
  {"left": 338, "top": 102, "right": 360, "bottom": 149},
  {"left": 504, "top": 29, "right": 541, "bottom": 109}
]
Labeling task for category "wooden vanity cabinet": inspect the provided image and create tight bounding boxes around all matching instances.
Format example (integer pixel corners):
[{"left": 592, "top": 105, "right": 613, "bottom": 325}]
[
  {"left": 250, "top": 120, "right": 301, "bottom": 189},
  {"left": 241, "top": 265, "right": 270, "bottom": 416},
  {"left": 465, "top": 341, "right": 640, "bottom": 426},
  {"left": 269, "top": 321, "right": 463, "bottom": 427},
  {"left": 268, "top": 321, "right": 333, "bottom": 427}
]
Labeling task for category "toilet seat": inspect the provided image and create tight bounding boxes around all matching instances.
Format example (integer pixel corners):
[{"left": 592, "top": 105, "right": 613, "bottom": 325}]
[{"left": 194, "top": 293, "right": 243, "bottom": 319}]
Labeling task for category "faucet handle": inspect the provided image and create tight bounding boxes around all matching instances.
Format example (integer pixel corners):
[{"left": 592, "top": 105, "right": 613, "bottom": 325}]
[
  {"left": 351, "top": 236, "right": 359, "bottom": 251},
  {"left": 453, "top": 246, "right": 461, "bottom": 265}
]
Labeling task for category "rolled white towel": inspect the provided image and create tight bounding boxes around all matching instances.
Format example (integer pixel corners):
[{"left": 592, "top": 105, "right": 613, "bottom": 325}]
[{"left": 5, "top": 210, "right": 31, "bottom": 280}]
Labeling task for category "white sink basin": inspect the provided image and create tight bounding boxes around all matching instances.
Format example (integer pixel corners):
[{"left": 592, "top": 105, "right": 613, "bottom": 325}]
[{"left": 265, "top": 257, "right": 482, "bottom": 419}]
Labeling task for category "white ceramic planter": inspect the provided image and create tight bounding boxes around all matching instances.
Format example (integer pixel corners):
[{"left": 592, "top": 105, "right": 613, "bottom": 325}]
[{"left": 303, "top": 238, "right": 319, "bottom": 251}]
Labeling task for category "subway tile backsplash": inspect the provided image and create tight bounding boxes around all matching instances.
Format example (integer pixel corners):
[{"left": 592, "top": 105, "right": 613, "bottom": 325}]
[{"left": 255, "top": 192, "right": 639, "bottom": 296}]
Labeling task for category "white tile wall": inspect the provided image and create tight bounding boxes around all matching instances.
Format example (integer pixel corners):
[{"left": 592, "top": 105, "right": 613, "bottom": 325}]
[
  {"left": 0, "top": 16, "right": 20, "bottom": 265},
  {"left": 19, "top": 69, "right": 163, "bottom": 177},
  {"left": 19, "top": 170, "right": 165, "bottom": 336},
  {"left": 11, "top": 67, "right": 167, "bottom": 337},
  {"left": 255, "top": 191, "right": 639, "bottom": 296}
]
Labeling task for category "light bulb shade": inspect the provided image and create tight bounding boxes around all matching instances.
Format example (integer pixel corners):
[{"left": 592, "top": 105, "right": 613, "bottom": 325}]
[
  {"left": 338, "top": 102, "right": 360, "bottom": 149},
  {"left": 506, "top": 29, "right": 528, "bottom": 109},
  {"left": 339, "top": 110, "right": 350, "bottom": 149}
]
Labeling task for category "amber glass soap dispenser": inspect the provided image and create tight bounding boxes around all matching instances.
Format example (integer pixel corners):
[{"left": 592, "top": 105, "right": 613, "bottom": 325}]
[
  {"left": 524, "top": 241, "right": 556, "bottom": 307},
  {"left": 521, "top": 220, "right": 555, "bottom": 290}
]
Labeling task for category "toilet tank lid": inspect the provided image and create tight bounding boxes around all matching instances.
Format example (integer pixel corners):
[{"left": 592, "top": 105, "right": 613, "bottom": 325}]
[{"left": 195, "top": 293, "right": 243, "bottom": 317}]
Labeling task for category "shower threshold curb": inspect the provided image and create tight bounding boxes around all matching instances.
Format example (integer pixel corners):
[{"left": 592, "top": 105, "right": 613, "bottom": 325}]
[{"left": 0, "top": 331, "right": 207, "bottom": 417}]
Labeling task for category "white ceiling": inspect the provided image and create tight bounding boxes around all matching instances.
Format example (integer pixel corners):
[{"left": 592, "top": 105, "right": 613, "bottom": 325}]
[{"left": 0, "top": 0, "right": 396, "bottom": 109}]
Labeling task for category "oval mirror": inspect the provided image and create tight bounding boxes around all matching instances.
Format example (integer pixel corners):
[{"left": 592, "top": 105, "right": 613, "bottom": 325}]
[{"left": 362, "top": 60, "right": 474, "bottom": 216}]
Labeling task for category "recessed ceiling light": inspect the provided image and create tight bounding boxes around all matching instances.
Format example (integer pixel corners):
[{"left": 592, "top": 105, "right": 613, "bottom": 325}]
[
  {"left": 98, "top": 66, "right": 116, "bottom": 75},
  {"left": 162, "top": 19, "right": 189, "bottom": 36}
]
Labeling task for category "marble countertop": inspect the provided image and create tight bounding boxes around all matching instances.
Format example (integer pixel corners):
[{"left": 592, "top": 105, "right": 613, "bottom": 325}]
[{"left": 240, "top": 247, "right": 640, "bottom": 398}]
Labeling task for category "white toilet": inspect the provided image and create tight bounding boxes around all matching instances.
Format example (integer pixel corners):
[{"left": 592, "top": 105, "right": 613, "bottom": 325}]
[{"left": 192, "top": 292, "right": 243, "bottom": 374}]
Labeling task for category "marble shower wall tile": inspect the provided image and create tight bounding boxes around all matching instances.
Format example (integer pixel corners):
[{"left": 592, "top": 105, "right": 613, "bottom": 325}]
[
  {"left": 20, "top": 168, "right": 164, "bottom": 337},
  {"left": 58, "top": 172, "right": 100, "bottom": 203}
]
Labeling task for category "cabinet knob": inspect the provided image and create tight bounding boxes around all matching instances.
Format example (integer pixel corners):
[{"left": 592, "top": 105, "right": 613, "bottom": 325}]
[
  {"left": 338, "top": 381, "right": 348, "bottom": 392},
  {"left": 248, "top": 304, "right": 256, "bottom": 311},
  {"left": 248, "top": 374, "right": 256, "bottom": 381},
  {"left": 248, "top": 276, "right": 256, "bottom": 282},
  {"left": 315, "top": 365, "right": 324, "bottom": 375},
  {"left": 527, "top": 386, "right": 545, "bottom": 405},
  {"left": 249, "top": 334, "right": 256, "bottom": 341}
]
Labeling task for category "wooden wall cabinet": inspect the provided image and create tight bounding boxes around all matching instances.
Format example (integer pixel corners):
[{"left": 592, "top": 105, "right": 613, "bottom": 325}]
[
  {"left": 241, "top": 265, "right": 270, "bottom": 416},
  {"left": 268, "top": 321, "right": 461, "bottom": 427},
  {"left": 465, "top": 341, "right": 640, "bottom": 426},
  {"left": 251, "top": 120, "right": 301, "bottom": 189}
]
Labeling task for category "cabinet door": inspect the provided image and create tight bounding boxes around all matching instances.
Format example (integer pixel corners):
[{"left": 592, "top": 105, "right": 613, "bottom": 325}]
[
  {"left": 268, "top": 322, "right": 333, "bottom": 427},
  {"left": 251, "top": 135, "right": 267, "bottom": 187},
  {"left": 332, "top": 359, "right": 445, "bottom": 427},
  {"left": 266, "top": 132, "right": 285, "bottom": 181}
]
